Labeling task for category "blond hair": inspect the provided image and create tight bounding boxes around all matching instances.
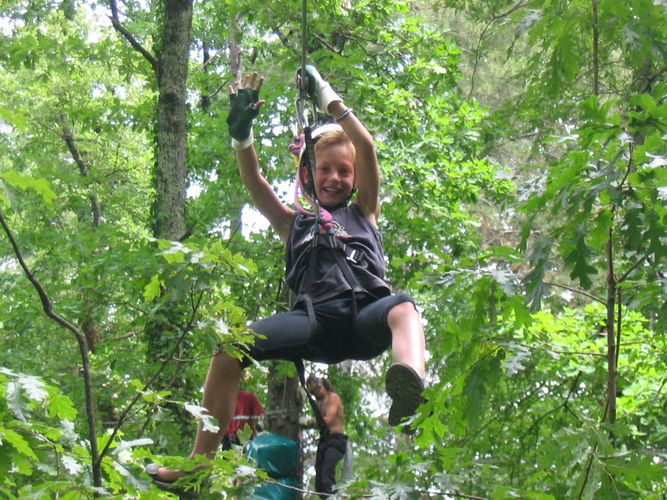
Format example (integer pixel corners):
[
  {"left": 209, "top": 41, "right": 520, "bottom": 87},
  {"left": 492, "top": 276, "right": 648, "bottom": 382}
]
[{"left": 313, "top": 127, "right": 355, "bottom": 159}]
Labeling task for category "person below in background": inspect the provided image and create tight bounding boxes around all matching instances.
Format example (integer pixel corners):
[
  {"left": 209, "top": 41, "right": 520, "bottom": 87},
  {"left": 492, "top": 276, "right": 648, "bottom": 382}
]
[
  {"left": 305, "top": 375, "right": 347, "bottom": 497},
  {"left": 222, "top": 389, "right": 265, "bottom": 449}
]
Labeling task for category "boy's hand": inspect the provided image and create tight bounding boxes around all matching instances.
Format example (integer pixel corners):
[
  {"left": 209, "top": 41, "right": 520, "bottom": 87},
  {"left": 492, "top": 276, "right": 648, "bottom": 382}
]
[
  {"left": 303, "top": 65, "right": 342, "bottom": 115},
  {"left": 227, "top": 72, "right": 265, "bottom": 150}
]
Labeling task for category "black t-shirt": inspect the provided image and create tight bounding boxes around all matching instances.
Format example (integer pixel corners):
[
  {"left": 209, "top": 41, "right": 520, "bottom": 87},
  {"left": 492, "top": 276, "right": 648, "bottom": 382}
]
[{"left": 285, "top": 203, "right": 390, "bottom": 304}]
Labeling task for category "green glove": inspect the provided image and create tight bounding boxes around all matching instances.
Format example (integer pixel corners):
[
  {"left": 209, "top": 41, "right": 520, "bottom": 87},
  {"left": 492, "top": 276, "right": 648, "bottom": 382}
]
[
  {"left": 304, "top": 65, "right": 342, "bottom": 114},
  {"left": 226, "top": 88, "right": 260, "bottom": 148}
]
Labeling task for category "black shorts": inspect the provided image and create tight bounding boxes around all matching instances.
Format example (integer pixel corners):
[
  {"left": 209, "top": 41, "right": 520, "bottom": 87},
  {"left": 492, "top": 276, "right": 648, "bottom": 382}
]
[{"left": 242, "top": 292, "right": 415, "bottom": 366}]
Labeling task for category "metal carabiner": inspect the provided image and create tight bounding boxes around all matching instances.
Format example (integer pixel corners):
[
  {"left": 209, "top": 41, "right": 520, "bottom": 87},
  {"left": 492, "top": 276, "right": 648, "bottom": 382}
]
[
  {"left": 295, "top": 69, "right": 318, "bottom": 130},
  {"left": 296, "top": 96, "right": 318, "bottom": 130}
]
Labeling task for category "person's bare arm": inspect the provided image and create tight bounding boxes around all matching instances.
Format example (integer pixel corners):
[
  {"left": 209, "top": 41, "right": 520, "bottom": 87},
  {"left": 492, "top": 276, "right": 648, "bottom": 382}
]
[
  {"left": 328, "top": 100, "right": 380, "bottom": 225},
  {"left": 236, "top": 145, "right": 295, "bottom": 242},
  {"left": 228, "top": 73, "right": 295, "bottom": 242},
  {"left": 303, "top": 66, "right": 380, "bottom": 225}
]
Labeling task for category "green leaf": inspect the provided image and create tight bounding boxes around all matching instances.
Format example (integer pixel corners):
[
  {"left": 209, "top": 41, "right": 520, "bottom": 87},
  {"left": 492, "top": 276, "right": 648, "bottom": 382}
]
[
  {"left": 143, "top": 274, "right": 163, "bottom": 302},
  {"left": 562, "top": 227, "right": 597, "bottom": 289},
  {"left": 0, "top": 108, "right": 29, "bottom": 130},
  {"left": 589, "top": 209, "right": 612, "bottom": 248},
  {"left": 463, "top": 349, "right": 501, "bottom": 426},
  {"left": 156, "top": 240, "right": 189, "bottom": 264},
  {"left": 13, "top": 453, "right": 34, "bottom": 475},
  {"left": 0, "top": 427, "right": 38, "bottom": 460},
  {"left": 524, "top": 238, "right": 553, "bottom": 311},
  {"left": 0, "top": 170, "right": 57, "bottom": 205},
  {"left": 47, "top": 391, "right": 77, "bottom": 421}
]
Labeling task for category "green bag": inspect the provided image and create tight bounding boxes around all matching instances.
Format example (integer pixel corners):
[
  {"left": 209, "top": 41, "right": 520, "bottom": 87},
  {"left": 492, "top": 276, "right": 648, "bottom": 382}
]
[{"left": 246, "top": 432, "right": 299, "bottom": 478}]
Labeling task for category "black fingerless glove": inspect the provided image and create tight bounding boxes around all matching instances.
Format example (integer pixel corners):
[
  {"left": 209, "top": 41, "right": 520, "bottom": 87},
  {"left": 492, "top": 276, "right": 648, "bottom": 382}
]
[{"left": 226, "top": 88, "right": 260, "bottom": 146}]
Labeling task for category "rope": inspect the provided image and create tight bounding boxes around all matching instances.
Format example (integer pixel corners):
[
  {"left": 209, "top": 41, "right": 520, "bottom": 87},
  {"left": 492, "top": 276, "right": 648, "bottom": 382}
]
[
  {"left": 301, "top": 0, "right": 308, "bottom": 75},
  {"left": 294, "top": 0, "right": 334, "bottom": 235}
]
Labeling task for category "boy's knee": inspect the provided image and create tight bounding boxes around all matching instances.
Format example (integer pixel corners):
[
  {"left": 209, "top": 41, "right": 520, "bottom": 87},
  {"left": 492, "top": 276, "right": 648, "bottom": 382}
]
[{"left": 388, "top": 300, "right": 418, "bottom": 323}]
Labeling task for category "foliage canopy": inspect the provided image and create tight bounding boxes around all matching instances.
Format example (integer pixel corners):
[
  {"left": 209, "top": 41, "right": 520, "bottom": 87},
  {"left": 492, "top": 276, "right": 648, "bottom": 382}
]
[{"left": 0, "top": 0, "right": 665, "bottom": 497}]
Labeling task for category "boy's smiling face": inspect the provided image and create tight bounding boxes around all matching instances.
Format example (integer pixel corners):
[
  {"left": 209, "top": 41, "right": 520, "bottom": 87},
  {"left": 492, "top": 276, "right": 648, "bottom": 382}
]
[{"left": 310, "top": 142, "right": 356, "bottom": 208}]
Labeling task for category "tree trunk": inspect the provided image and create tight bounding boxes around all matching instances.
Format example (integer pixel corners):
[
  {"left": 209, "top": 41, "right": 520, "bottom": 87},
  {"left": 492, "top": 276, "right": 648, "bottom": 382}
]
[
  {"left": 267, "top": 360, "right": 304, "bottom": 496},
  {"left": 142, "top": 0, "right": 195, "bottom": 440},
  {"left": 267, "top": 362, "right": 303, "bottom": 441},
  {"left": 153, "top": 0, "right": 192, "bottom": 240},
  {"left": 262, "top": 286, "right": 305, "bottom": 495}
]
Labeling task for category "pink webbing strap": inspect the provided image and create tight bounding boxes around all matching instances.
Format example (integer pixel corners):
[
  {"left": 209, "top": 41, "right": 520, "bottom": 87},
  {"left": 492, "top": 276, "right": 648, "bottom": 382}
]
[{"left": 294, "top": 174, "right": 334, "bottom": 234}]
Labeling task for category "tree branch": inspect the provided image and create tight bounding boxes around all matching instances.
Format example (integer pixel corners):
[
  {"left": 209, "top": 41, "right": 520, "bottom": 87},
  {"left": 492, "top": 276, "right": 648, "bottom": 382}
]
[
  {"left": 605, "top": 223, "right": 618, "bottom": 429},
  {"left": 615, "top": 288, "right": 622, "bottom": 379},
  {"left": 591, "top": 0, "right": 600, "bottom": 96},
  {"left": 311, "top": 31, "right": 344, "bottom": 55},
  {"left": 60, "top": 115, "right": 89, "bottom": 177},
  {"left": 59, "top": 115, "right": 101, "bottom": 227},
  {"left": 0, "top": 209, "right": 101, "bottom": 488},
  {"left": 617, "top": 141, "right": 634, "bottom": 191},
  {"left": 468, "top": 1, "right": 527, "bottom": 99},
  {"left": 108, "top": 0, "right": 158, "bottom": 72},
  {"left": 271, "top": 25, "right": 299, "bottom": 56}
]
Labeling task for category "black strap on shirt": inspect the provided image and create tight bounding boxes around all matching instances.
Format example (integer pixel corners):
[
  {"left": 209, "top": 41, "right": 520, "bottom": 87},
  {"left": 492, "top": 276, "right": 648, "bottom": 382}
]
[{"left": 295, "top": 231, "right": 370, "bottom": 326}]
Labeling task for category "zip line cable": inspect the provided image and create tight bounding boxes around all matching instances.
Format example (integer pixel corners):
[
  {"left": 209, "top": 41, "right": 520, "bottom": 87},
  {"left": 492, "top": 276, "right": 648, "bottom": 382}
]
[{"left": 295, "top": 0, "right": 325, "bottom": 232}]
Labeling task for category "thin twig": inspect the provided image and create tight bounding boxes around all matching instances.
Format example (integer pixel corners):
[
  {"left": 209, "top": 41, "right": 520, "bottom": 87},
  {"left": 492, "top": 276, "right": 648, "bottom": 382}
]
[
  {"left": 616, "top": 254, "right": 647, "bottom": 284},
  {"left": 196, "top": 49, "right": 221, "bottom": 72},
  {"left": 520, "top": 371, "right": 583, "bottom": 442},
  {"left": 542, "top": 349, "right": 605, "bottom": 358},
  {"left": 511, "top": 340, "right": 606, "bottom": 358},
  {"left": 101, "top": 330, "right": 140, "bottom": 343},
  {"left": 598, "top": 452, "right": 622, "bottom": 499},
  {"left": 577, "top": 444, "right": 598, "bottom": 499},
  {"left": 543, "top": 281, "right": 606, "bottom": 305},
  {"left": 617, "top": 141, "right": 634, "bottom": 191}
]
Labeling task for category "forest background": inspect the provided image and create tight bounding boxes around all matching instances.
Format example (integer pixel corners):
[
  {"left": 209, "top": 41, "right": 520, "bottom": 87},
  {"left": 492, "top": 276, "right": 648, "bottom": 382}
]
[{"left": 0, "top": 0, "right": 665, "bottom": 498}]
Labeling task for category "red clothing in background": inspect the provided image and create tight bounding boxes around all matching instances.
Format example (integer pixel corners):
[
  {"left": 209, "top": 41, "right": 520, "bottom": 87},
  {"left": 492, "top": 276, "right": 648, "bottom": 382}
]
[{"left": 226, "top": 390, "right": 264, "bottom": 440}]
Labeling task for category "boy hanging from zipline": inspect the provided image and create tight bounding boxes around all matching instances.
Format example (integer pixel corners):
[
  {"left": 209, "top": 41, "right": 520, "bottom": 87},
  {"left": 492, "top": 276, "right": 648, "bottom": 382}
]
[{"left": 147, "top": 66, "right": 426, "bottom": 485}]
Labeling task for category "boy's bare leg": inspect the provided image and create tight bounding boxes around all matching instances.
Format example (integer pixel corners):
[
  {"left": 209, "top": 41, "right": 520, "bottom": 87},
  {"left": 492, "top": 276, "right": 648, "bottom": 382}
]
[
  {"left": 191, "top": 351, "right": 242, "bottom": 455},
  {"left": 151, "top": 351, "right": 242, "bottom": 482},
  {"left": 386, "top": 302, "right": 425, "bottom": 426},
  {"left": 387, "top": 302, "right": 425, "bottom": 377}
]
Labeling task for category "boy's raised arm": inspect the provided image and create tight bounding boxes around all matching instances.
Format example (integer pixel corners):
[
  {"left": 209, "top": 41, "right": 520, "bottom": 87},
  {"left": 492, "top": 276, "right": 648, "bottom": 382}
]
[
  {"left": 228, "top": 73, "right": 295, "bottom": 243},
  {"left": 304, "top": 66, "right": 380, "bottom": 225}
]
